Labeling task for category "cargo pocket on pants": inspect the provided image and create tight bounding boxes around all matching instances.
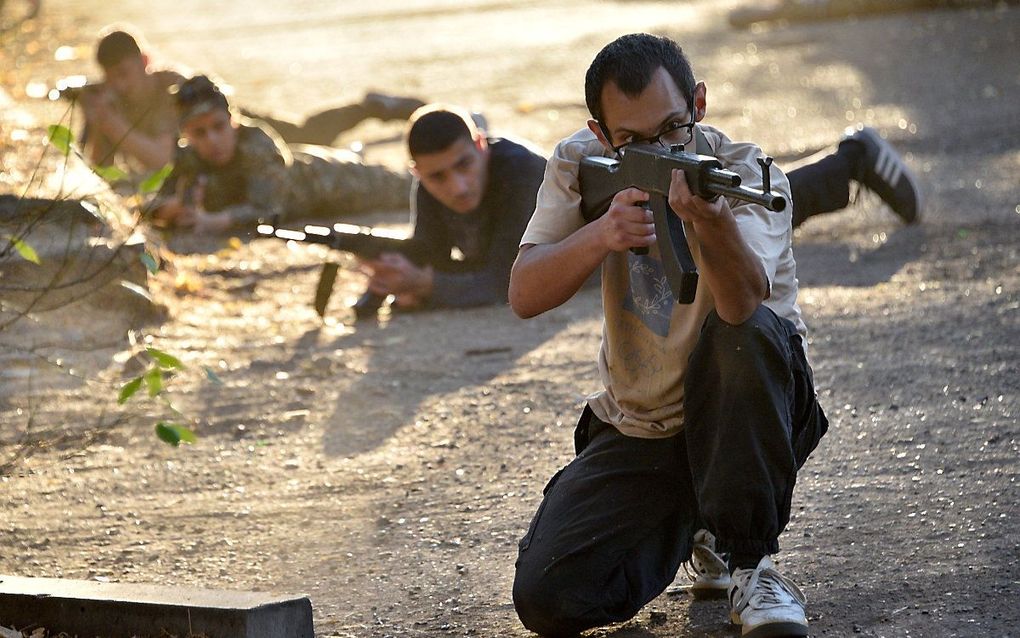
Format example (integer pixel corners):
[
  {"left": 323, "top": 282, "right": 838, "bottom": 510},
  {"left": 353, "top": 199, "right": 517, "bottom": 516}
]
[{"left": 518, "top": 466, "right": 566, "bottom": 552}]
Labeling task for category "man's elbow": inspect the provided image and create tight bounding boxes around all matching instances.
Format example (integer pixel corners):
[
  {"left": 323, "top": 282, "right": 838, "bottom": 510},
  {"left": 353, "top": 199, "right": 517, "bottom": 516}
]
[
  {"left": 142, "top": 138, "right": 176, "bottom": 171},
  {"left": 144, "top": 150, "right": 174, "bottom": 172},
  {"left": 716, "top": 284, "right": 768, "bottom": 326},
  {"left": 508, "top": 274, "right": 537, "bottom": 319},
  {"left": 509, "top": 292, "right": 539, "bottom": 319},
  {"left": 508, "top": 247, "right": 540, "bottom": 319},
  {"left": 716, "top": 303, "right": 758, "bottom": 327}
]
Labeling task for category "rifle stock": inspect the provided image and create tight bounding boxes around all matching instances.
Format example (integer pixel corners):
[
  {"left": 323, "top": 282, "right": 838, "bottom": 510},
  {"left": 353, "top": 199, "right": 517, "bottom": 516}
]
[{"left": 578, "top": 143, "right": 785, "bottom": 304}]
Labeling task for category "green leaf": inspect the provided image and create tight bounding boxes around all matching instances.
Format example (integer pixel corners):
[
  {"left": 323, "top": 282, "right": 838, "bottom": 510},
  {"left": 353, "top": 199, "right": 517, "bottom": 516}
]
[
  {"left": 140, "top": 251, "right": 159, "bottom": 274},
  {"left": 155, "top": 422, "right": 197, "bottom": 447},
  {"left": 47, "top": 124, "right": 74, "bottom": 156},
  {"left": 203, "top": 365, "right": 223, "bottom": 385},
  {"left": 140, "top": 164, "right": 174, "bottom": 194},
  {"left": 9, "top": 237, "right": 41, "bottom": 264},
  {"left": 93, "top": 164, "right": 129, "bottom": 184},
  {"left": 175, "top": 425, "right": 197, "bottom": 444},
  {"left": 144, "top": 367, "right": 163, "bottom": 397},
  {"left": 146, "top": 347, "right": 184, "bottom": 370},
  {"left": 118, "top": 376, "right": 144, "bottom": 404}
]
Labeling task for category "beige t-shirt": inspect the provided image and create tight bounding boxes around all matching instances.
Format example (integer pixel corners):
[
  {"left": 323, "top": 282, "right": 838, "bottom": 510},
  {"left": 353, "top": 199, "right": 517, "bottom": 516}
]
[{"left": 520, "top": 125, "right": 804, "bottom": 438}]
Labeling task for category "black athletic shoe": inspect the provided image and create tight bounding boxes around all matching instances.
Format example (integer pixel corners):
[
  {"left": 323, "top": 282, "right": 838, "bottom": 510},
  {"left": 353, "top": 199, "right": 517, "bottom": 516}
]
[{"left": 846, "top": 125, "right": 922, "bottom": 224}]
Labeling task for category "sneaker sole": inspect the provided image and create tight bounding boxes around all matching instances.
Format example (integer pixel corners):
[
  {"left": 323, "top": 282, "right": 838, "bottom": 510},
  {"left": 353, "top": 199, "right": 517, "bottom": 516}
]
[
  {"left": 855, "top": 127, "right": 923, "bottom": 224},
  {"left": 741, "top": 621, "right": 809, "bottom": 638},
  {"left": 730, "top": 612, "right": 809, "bottom": 638}
]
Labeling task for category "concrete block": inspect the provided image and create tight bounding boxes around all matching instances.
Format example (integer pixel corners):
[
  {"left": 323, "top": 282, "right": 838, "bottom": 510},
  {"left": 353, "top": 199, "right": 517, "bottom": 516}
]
[{"left": 0, "top": 575, "right": 314, "bottom": 638}]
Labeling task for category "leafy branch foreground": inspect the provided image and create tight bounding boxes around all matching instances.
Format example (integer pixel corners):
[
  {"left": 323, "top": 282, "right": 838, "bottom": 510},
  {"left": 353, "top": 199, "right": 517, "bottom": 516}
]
[
  {"left": 2, "top": 109, "right": 218, "bottom": 452},
  {"left": 117, "top": 346, "right": 224, "bottom": 447}
]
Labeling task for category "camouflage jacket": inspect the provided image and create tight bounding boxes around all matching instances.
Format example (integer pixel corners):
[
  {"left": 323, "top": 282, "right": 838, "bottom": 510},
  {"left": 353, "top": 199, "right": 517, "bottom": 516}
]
[{"left": 156, "top": 120, "right": 410, "bottom": 229}]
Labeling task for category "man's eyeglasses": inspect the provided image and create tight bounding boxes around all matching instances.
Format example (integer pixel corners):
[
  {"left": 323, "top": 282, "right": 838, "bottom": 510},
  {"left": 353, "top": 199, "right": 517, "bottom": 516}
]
[{"left": 599, "top": 106, "right": 696, "bottom": 156}]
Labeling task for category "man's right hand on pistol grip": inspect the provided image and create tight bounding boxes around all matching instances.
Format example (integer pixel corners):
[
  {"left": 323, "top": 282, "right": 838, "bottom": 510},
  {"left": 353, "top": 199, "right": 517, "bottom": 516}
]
[{"left": 598, "top": 187, "right": 656, "bottom": 253}]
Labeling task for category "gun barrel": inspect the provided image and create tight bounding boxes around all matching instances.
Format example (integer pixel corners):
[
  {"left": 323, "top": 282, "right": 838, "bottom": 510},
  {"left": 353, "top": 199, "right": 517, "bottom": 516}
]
[
  {"left": 255, "top": 223, "right": 334, "bottom": 246},
  {"left": 710, "top": 183, "right": 786, "bottom": 212},
  {"left": 705, "top": 168, "right": 741, "bottom": 189}
]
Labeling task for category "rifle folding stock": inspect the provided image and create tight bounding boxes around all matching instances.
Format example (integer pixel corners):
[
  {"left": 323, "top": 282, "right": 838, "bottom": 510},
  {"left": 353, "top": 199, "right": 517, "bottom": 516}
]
[{"left": 578, "top": 143, "right": 785, "bottom": 304}]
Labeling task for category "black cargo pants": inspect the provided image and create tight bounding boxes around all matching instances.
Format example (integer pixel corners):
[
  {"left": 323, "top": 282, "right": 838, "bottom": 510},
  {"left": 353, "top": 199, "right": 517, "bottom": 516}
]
[{"left": 512, "top": 306, "right": 829, "bottom": 637}]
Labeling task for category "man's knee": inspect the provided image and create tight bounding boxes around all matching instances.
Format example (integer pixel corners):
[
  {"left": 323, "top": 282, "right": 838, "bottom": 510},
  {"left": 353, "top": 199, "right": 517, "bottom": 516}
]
[
  {"left": 701, "top": 305, "right": 783, "bottom": 343},
  {"left": 695, "top": 306, "right": 787, "bottom": 371},
  {"left": 512, "top": 565, "right": 588, "bottom": 638}
]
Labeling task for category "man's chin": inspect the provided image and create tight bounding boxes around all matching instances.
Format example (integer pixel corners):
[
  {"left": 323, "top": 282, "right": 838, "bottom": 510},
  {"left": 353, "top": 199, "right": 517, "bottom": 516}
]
[
  {"left": 451, "top": 198, "right": 481, "bottom": 214},
  {"left": 206, "top": 153, "right": 232, "bottom": 167}
]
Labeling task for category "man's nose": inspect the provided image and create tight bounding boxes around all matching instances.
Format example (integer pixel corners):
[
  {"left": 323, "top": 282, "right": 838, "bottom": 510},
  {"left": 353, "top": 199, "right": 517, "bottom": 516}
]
[{"left": 451, "top": 174, "right": 470, "bottom": 196}]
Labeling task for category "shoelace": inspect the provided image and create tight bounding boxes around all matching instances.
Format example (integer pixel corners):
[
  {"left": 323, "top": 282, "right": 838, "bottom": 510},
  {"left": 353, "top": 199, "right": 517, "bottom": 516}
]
[{"left": 733, "top": 563, "right": 807, "bottom": 612}]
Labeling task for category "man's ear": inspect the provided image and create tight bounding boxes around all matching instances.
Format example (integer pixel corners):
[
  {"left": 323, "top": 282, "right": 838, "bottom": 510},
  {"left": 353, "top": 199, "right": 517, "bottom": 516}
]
[
  {"left": 473, "top": 132, "right": 489, "bottom": 154},
  {"left": 693, "top": 81, "right": 707, "bottom": 122},
  {"left": 587, "top": 119, "right": 614, "bottom": 153},
  {"left": 140, "top": 53, "right": 151, "bottom": 70},
  {"left": 408, "top": 161, "right": 420, "bottom": 178}
]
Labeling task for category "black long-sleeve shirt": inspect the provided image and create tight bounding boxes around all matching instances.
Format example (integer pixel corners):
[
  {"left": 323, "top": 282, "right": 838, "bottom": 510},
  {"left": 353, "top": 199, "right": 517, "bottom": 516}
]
[{"left": 409, "top": 137, "right": 547, "bottom": 308}]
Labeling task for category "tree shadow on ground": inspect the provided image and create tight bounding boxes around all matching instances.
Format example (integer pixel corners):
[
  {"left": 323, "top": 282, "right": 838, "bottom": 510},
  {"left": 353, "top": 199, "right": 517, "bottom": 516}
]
[
  {"left": 315, "top": 290, "right": 602, "bottom": 458},
  {"left": 793, "top": 223, "right": 925, "bottom": 288}
]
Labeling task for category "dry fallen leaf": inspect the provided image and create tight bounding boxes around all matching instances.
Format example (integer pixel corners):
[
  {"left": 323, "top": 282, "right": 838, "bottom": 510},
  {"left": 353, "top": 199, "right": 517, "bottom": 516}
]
[{"left": 174, "top": 271, "right": 203, "bottom": 294}]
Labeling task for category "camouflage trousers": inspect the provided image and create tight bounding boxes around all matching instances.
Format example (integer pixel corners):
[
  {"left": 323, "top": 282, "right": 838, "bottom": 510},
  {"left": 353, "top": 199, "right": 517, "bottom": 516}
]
[{"left": 287, "top": 145, "right": 411, "bottom": 218}]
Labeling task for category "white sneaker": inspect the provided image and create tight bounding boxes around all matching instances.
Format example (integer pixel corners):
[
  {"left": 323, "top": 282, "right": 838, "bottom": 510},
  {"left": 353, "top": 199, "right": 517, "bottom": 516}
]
[
  {"left": 666, "top": 529, "right": 731, "bottom": 598},
  {"left": 729, "top": 556, "right": 808, "bottom": 637}
]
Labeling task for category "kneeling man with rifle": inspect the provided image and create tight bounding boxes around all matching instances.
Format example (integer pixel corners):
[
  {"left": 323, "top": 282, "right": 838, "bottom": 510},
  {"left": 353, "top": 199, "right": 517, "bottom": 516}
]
[{"left": 509, "top": 33, "right": 830, "bottom": 638}]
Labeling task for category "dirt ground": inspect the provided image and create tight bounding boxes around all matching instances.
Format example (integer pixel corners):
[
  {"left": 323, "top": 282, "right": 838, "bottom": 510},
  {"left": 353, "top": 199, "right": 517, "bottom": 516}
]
[{"left": 1, "top": 1, "right": 1019, "bottom": 637}]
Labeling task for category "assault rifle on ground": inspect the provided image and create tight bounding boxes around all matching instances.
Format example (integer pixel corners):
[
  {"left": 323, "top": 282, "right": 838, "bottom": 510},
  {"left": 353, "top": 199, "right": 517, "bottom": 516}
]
[
  {"left": 578, "top": 142, "right": 786, "bottom": 304},
  {"left": 256, "top": 220, "right": 427, "bottom": 319}
]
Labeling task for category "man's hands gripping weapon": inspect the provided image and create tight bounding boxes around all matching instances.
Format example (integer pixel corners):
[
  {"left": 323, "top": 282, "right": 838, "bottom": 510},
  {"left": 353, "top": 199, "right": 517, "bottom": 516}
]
[{"left": 578, "top": 143, "right": 785, "bottom": 304}]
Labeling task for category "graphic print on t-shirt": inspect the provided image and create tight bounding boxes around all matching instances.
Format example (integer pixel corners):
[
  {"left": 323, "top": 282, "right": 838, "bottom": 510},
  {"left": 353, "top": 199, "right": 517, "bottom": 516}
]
[{"left": 622, "top": 252, "right": 674, "bottom": 338}]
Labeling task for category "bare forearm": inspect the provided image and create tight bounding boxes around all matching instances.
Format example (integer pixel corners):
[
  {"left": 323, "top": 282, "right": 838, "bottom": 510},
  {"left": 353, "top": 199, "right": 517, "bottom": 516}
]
[
  {"left": 509, "top": 224, "right": 609, "bottom": 318},
  {"left": 693, "top": 214, "right": 767, "bottom": 324},
  {"left": 96, "top": 118, "right": 174, "bottom": 170}
]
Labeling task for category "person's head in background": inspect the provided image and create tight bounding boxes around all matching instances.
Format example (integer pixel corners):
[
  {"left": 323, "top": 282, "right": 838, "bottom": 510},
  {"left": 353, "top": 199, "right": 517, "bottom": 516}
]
[
  {"left": 173, "top": 75, "right": 238, "bottom": 167},
  {"left": 95, "top": 28, "right": 153, "bottom": 103},
  {"left": 406, "top": 105, "right": 490, "bottom": 215}
]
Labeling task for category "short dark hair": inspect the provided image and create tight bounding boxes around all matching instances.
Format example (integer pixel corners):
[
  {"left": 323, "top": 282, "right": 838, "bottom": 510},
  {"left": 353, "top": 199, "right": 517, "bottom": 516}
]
[
  {"left": 96, "top": 30, "right": 142, "bottom": 69},
  {"left": 172, "top": 75, "right": 230, "bottom": 124},
  {"left": 584, "top": 33, "right": 696, "bottom": 123},
  {"left": 406, "top": 105, "right": 478, "bottom": 158}
]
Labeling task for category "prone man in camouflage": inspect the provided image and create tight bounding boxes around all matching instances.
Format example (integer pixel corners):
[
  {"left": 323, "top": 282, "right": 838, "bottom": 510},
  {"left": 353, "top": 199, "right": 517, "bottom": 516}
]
[{"left": 151, "top": 76, "right": 411, "bottom": 234}]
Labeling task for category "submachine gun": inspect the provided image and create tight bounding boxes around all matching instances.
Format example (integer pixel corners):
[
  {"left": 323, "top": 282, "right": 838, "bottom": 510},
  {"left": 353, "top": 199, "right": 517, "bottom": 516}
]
[
  {"left": 256, "top": 220, "right": 427, "bottom": 318},
  {"left": 578, "top": 143, "right": 786, "bottom": 304}
]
